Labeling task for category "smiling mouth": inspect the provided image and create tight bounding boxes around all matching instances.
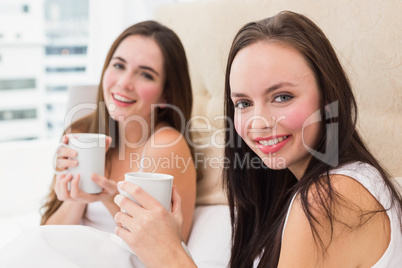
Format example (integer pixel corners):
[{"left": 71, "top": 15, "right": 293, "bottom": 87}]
[
  {"left": 112, "top": 94, "right": 136, "bottom": 104},
  {"left": 258, "top": 135, "right": 290, "bottom": 146}
]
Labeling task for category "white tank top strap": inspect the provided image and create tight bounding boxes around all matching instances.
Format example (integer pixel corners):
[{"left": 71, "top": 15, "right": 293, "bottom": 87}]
[
  {"left": 279, "top": 162, "right": 402, "bottom": 268},
  {"left": 139, "top": 126, "right": 175, "bottom": 172}
]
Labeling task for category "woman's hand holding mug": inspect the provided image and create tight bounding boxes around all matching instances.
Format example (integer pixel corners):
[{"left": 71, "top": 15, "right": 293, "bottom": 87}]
[
  {"left": 54, "top": 134, "right": 79, "bottom": 172},
  {"left": 114, "top": 183, "right": 194, "bottom": 267},
  {"left": 53, "top": 133, "right": 115, "bottom": 203}
]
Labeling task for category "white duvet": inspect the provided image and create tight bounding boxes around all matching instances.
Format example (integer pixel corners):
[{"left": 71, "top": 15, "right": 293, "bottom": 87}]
[
  {"left": 0, "top": 225, "right": 145, "bottom": 268},
  {"left": 0, "top": 205, "right": 232, "bottom": 268}
]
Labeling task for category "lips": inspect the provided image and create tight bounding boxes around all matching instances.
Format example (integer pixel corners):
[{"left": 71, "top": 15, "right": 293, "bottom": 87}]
[
  {"left": 112, "top": 93, "right": 136, "bottom": 107},
  {"left": 255, "top": 135, "right": 291, "bottom": 154}
]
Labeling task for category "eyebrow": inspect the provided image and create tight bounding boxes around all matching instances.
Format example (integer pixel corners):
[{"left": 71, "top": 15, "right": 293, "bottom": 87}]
[
  {"left": 111, "top": 56, "right": 160, "bottom": 77},
  {"left": 231, "top": 82, "right": 296, "bottom": 98}
]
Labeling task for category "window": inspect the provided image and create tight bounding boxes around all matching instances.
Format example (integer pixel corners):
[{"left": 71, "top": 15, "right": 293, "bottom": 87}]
[
  {"left": 0, "top": 0, "right": 90, "bottom": 142},
  {"left": 22, "top": 4, "right": 29, "bottom": 13},
  {"left": 0, "top": 108, "right": 37, "bottom": 121},
  {"left": 45, "top": 46, "right": 87, "bottom": 55},
  {"left": 46, "top": 85, "right": 68, "bottom": 92},
  {"left": 0, "top": 79, "right": 36, "bottom": 90},
  {"left": 45, "top": 66, "right": 86, "bottom": 73}
]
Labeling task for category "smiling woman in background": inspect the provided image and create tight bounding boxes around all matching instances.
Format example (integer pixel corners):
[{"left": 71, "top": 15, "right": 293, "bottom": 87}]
[{"left": 41, "top": 20, "right": 196, "bottom": 242}]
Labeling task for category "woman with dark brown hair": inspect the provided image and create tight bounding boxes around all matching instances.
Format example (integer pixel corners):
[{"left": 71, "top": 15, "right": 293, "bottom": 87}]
[
  {"left": 222, "top": 10, "right": 402, "bottom": 267},
  {"left": 113, "top": 11, "right": 401, "bottom": 267},
  {"left": 41, "top": 20, "right": 196, "bottom": 242}
]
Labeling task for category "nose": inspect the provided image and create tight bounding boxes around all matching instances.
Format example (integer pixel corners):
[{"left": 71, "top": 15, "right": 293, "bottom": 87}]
[
  {"left": 117, "top": 72, "right": 134, "bottom": 91},
  {"left": 250, "top": 115, "right": 271, "bottom": 130},
  {"left": 250, "top": 103, "right": 271, "bottom": 130}
]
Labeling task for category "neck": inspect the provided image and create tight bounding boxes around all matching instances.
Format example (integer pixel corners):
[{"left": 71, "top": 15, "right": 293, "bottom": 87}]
[
  {"left": 115, "top": 116, "right": 154, "bottom": 160},
  {"left": 288, "top": 156, "right": 312, "bottom": 181}
]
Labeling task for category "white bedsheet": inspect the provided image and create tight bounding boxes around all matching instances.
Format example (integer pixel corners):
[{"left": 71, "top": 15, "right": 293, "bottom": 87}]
[
  {"left": 0, "top": 225, "right": 145, "bottom": 268},
  {"left": 0, "top": 203, "right": 231, "bottom": 267}
]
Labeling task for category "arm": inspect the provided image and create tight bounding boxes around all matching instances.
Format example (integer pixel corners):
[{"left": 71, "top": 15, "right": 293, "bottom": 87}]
[
  {"left": 44, "top": 174, "right": 86, "bottom": 225},
  {"left": 141, "top": 128, "right": 196, "bottom": 242},
  {"left": 44, "top": 132, "right": 86, "bottom": 225},
  {"left": 278, "top": 175, "right": 391, "bottom": 268},
  {"left": 44, "top": 172, "right": 119, "bottom": 225},
  {"left": 44, "top": 135, "right": 116, "bottom": 225}
]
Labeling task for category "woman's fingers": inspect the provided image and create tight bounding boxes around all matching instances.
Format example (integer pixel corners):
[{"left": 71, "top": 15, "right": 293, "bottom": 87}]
[
  {"left": 114, "top": 215, "right": 138, "bottom": 248},
  {"left": 55, "top": 135, "right": 78, "bottom": 170},
  {"left": 91, "top": 174, "right": 116, "bottom": 194},
  {"left": 55, "top": 173, "right": 73, "bottom": 200},
  {"left": 170, "top": 186, "right": 184, "bottom": 228},
  {"left": 114, "top": 210, "right": 134, "bottom": 232},
  {"left": 115, "top": 222, "right": 131, "bottom": 237},
  {"left": 55, "top": 143, "right": 78, "bottom": 171},
  {"left": 55, "top": 158, "right": 77, "bottom": 170},
  {"left": 61, "top": 134, "right": 69, "bottom": 144},
  {"left": 171, "top": 186, "right": 182, "bottom": 214},
  {"left": 69, "top": 174, "right": 101, "bottom": 203},
  {"left": 57, "top": 144, "right": 77, "bottom": 158},
  {"left": 54, "top": 173, "right": 111, "bottom": 203},
  {"left": 114, "top": 194, "right": 141, "bottom": 218},
  {"left": 69, "top": 173, "right": 81, "bottom": 198},
  {"left": 117, "top": 181, "right": 162, "bottom": 211},
  {"left": 113, "top": 184, "right": 186, "bottom": 267},
  {"left": 54, "top": 174, "right": 63, "bottom": 199},
  {"left": 105, "top": 136, "right": 113, "bottom": 152}
]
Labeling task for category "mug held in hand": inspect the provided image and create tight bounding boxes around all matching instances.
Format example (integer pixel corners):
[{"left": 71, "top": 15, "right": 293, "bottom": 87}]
[
  {"left": 55, "top": 133, "right": 106, "bottom": 194},
  {"left": 120, "top": 172, "right": 174, "bottom": 211}
]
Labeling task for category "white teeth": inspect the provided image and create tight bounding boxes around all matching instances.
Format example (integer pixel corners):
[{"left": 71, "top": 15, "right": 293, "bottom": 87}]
[
  {"left": 113, "top": 94, "right": 135, "bottom": 103},
  {"left": 258, "top": 136, "right": 288, "bottom": 146}
]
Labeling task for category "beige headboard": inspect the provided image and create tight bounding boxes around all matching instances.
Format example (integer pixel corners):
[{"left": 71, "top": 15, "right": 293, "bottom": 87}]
[{"left": 155, "top": 0, "right": 401, "bottom": 205}]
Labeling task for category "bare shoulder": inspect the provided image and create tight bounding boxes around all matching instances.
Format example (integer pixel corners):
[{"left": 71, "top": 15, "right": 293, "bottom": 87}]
[
  {"left": 312, "top": 174, "right": 383, "bottom": 214},
  {"left": 278, "top": 175, "right": 391, "bottom": 267},
  {"left": 152, "top": 125, "right": 185, "bottom": 146},
  {"left": 141, "top": 124, "right": 194, "bottom": 175},
  {"left": 148, "top": 125, "right": 191, "bottom": 156},
  {"left": 326, "top": 174, "right": 391, "bottom": 228},
  {"left": 278, "top": 192, "right": 320, "bottom": 267}
]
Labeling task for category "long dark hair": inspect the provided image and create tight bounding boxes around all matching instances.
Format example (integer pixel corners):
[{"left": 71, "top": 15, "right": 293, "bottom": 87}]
[
  {"left": 41, "top": 20, "right": 193, "bottom": 224},
  {"left": 223, "top": 11, "right": 402, "bottom": 267}
]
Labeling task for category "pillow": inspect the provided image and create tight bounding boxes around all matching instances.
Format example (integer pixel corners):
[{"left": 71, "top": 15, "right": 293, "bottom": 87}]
[
  {"left": 187, "top": 205, "right": 232, "bottom": 267},
  {"left": 192, "top": 133, "right": 228, "bottom": 205}
]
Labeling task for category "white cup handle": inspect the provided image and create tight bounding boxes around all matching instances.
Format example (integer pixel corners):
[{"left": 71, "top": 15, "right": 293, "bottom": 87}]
[{"left": 53, "top": 143, "right": 69, "bottom": 175}]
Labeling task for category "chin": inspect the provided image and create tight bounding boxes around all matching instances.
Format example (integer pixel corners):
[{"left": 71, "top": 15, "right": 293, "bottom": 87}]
[
  {"left": 108, "top": 112, "right": 128, "bottom": 122},
  {"left": 260, "top": 156, "right": 288, "bottom": 170}
]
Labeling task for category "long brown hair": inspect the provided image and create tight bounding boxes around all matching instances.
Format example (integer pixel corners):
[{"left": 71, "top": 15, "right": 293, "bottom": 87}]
[
  {"left": 41, "top": 20, "right": 193, "bottom": 224},
  {"left": 223, "top": 11, "right": 402, "bottom": 267}
]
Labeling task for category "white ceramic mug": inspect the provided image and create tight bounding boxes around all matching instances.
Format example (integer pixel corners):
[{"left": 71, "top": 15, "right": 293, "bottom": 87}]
[
  {"left": 120, "top": 172, "right": 174, "bottom": 211},
  {"left": 55, "top": 133, "right": 106, "bottom": 194}
]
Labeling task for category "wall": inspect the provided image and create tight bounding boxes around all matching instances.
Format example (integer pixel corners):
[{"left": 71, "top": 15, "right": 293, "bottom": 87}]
[{"left": 155, "top": 0, "right": 402, "bottom": 177}]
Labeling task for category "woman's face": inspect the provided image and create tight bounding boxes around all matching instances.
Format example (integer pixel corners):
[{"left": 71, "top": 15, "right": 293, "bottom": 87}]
[
  {"left": 229, "top": 41, "right": 321, "bottom": 179},
  {"left": 102, "top": 35, "right": 166, "bottom": 123}
]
